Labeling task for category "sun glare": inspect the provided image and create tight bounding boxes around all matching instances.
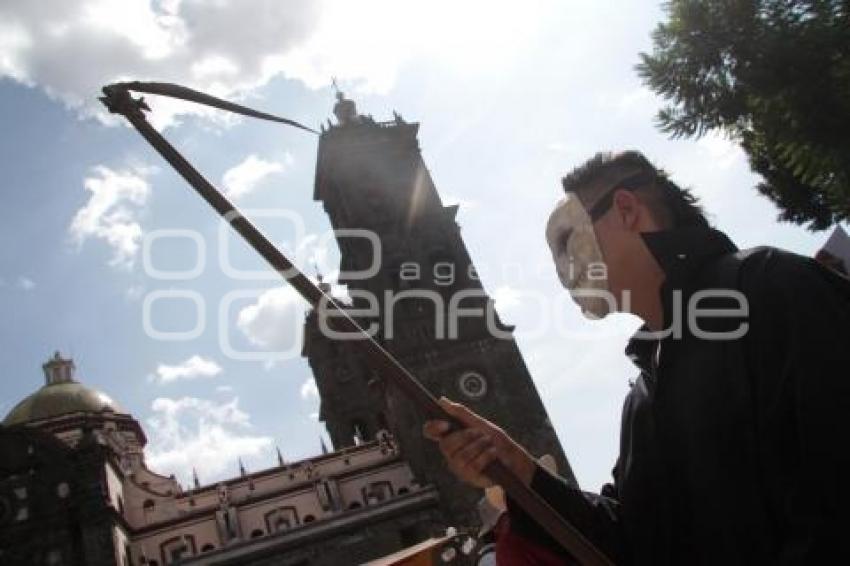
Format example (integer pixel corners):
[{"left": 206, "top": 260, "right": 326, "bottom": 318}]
[{"left": 280, "top": 0, "right": 546, "bottom": 93}]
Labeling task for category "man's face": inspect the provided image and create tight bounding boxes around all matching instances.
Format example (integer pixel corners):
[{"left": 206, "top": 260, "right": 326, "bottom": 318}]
[
  {"left": 547, "top": 182, "right": 665, "bottom": 321},
  {"left": 545, "top": 194, "right": 613, "bottom": 319}
]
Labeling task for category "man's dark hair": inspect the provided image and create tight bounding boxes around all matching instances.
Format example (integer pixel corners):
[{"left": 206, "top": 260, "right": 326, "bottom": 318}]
[{"left": 562, "top": 151, "right": 709, "bottom": 229}]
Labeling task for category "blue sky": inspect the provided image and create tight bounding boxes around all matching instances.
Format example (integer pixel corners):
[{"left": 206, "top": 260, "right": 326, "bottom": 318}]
[{"left": 0, "top": 0, "right": 841, "bottom": 490}]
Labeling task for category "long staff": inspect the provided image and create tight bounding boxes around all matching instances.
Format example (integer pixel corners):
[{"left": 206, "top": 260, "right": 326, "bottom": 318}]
[{"left": 99, "top": 82, "right": 614, "bottom": 566}]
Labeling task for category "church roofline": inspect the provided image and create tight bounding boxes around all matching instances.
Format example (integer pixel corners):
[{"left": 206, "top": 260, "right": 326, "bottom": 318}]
[
  {"left": 128, "top": 469, "right": 182, "bottom": 498},
  {"left": 183, "top": 438, "right": 393, "bottom": 495},
  {"left": 133, "top": 451, "right": 415, "bottom": 537}
]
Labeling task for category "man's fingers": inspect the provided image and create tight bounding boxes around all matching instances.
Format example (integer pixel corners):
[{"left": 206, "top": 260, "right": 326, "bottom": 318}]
[
  {"left": 423, "top": 397, "right": 514, "bottom": 490},
  {"left": 422, "top": 420, "right": 450, "bottom": 440},
  {"left": 450, "top": 446, "right": 497, "bottom": 488},
  {"left": 441, "top": 429, "right": 485, "bottom": 460},
  {"left": 452, "top": 432, "right": 494, "bottom": 468},
  {"left": 438, "top": 396, "right": 487, "bottom": 428},
  {"left": 468, "top": 447, "right": 498, "bottom": 477}
]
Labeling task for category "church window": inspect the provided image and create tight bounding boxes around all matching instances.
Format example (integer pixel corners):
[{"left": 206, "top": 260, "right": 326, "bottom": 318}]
[
  {"left": 303, "top": 514, "right": 316, "bottom": 523},
  {"left": 160, "top": 535, "right": 194, "bottom": 564},
  {"left": 362, "top": 481, "right": 393, "bottom": 504},
  {"left": 201, "top": 544, "right": 215, "bottom": 553},
  {"left": 143, "top": 499, "right": 155, "bottom": 511},
  {"left": 265, "top": 506, "right": 298, "bottom": 533},
  {"left": 347, "top": 501, "right": 362, "bottom": 510},
  {"left": 250, "top": 529, "right": 264, "bottom": 539}
]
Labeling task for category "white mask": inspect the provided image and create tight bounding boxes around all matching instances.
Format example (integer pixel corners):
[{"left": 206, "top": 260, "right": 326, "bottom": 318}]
[{"left": 545, "top": 195, "right": 612, "bottom": 319}]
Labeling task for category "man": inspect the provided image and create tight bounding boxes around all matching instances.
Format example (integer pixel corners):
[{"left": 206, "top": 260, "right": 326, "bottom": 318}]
[{"left": 424, "top": 151, "right": 850, "bottom": 564}]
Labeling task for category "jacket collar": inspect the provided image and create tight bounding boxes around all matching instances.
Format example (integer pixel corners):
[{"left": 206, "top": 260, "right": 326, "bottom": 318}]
[
  {"left": 640, "top": 226, "right": 738, "bottom": 290},
  {"left": 625, "top": 226, "right": 738, "bottom": 373}
]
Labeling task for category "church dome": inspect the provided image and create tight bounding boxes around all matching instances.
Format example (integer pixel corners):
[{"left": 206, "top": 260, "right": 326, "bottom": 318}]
[{"left": 2, "top": 353, "right": 123, "bottom": 426}]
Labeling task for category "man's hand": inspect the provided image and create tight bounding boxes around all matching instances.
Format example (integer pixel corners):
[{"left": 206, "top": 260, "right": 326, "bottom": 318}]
[{"left": 423, "top": 397, "right": 537, "bottom": 489}]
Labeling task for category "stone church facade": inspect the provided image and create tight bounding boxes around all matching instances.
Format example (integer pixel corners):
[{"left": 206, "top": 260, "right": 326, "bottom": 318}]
[
  {"left": 0, "top": 95, "right": 567, "bottom": 564},
  {"left": 1, "top": 354, "right": 444, "bottom": 565}
]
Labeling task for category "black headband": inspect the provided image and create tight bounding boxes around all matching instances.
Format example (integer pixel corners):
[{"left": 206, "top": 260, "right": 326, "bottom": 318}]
[{"left": 587, "top": 171, "right": 657, "bottom": 221}]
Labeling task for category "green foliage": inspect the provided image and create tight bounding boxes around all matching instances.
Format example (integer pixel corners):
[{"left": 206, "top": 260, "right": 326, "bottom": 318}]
[{"left": 638, "top": 0, "right": 850, "bottom": 230}]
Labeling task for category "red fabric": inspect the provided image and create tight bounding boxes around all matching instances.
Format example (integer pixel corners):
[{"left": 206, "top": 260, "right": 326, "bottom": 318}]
[{"left": 494, "top": 514, "right": 571, "bottom": 565}]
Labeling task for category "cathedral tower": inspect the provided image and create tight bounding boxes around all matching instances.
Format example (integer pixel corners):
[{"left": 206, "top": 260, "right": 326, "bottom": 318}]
[{"left": 304, "top": 92, "right": 572, "bottom": 524}]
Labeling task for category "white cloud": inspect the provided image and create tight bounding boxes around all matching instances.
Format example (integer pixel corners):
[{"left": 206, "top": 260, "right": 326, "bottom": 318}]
[
  {"left": 146, "top": 396, "right": 273, "bottom": 484},
  {"left": 275, "top": 0, "right": 544, "bottom": 92},
  {"left": 0, "top": 0, "right": 321, "bottom": 127},
  {"left": 69, "top": 165, "right": 150, "bottom": 269},
  {"left": 154, "top": 355, "right": 222, "bottom": 383},
  {"left": 292, "top": 237, "right": 347, "bottom": 293},
  {"left": 300, "top": 377, "right": 319, "bottom": 400},
  {"left": 16, "top": 276, "right": 35, "bottom": 291},
  {"left": 222, "top": 153, "right": 291, "bottom": 199},
  {"left": 215, "top": 384, "right": 234, "bottom": 393},
  {"left": 0, "top": 1, "right": 546, "bottom": 127},
  {"left": 236, "top": 285, "right": 306, "bottom": 350}
]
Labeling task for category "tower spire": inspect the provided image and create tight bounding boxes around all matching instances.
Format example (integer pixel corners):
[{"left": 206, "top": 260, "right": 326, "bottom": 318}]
[
  {"left": 238, "top": 458, "right": 247, "bottom": 477},
  {"left": 192, "top": 468, "right": 200, "bottom": 489},
  {"left": 331, "top": 78, "right": 359, "bottom": 126},
  {"left": 276, "top": 445, "right": 285, "bottom": 466}
]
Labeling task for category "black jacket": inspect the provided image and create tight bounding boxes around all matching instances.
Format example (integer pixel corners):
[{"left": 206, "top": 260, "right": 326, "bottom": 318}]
[{"left": 509, "top": 227, "right": 850, "bottom": 565}]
